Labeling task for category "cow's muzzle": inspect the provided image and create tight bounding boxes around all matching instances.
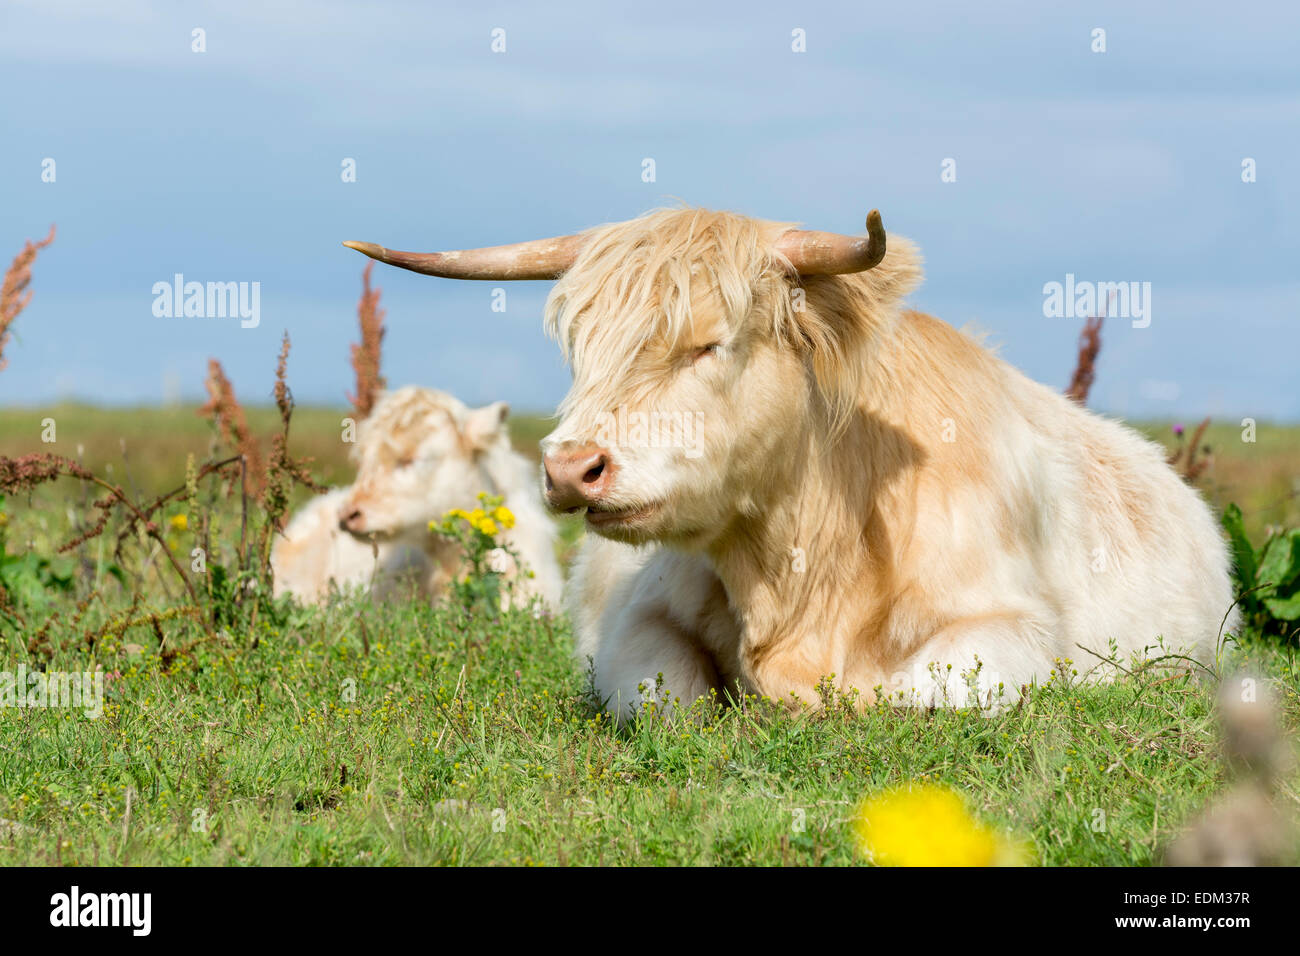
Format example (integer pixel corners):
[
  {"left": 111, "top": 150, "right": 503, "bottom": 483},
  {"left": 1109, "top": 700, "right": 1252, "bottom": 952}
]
[
  {"left": 338, "top": 501, "right": 368, "bottom": 534},
  {"left": 543, "top": 444, "right": 615, "bottom": 512}
]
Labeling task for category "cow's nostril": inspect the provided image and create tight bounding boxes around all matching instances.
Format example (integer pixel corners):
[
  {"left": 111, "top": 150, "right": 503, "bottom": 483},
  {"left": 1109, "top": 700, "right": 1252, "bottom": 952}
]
[
  {"left": 542, "top": 446, "right": 612, "bottom": 510},
  {"left": 582, "top": 458, "right": 605, "bottom": 485}
]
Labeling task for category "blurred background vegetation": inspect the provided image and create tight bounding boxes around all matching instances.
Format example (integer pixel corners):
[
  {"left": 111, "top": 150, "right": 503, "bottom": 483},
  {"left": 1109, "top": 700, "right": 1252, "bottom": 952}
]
[{"left": 1, "top": 405, "right": 1294, "bottom": 543}]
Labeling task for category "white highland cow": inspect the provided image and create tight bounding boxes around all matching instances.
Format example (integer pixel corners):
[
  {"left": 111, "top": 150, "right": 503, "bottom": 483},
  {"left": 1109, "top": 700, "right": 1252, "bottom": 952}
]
[
  {"left": 272, "top": 386, "right": 562, "bottom": 609},
  {"left": 345, "top": 207, "right": 1235, "bottom": 719},
  {"left": 270, "top": 486, "right": 427, "bottom": 604}
]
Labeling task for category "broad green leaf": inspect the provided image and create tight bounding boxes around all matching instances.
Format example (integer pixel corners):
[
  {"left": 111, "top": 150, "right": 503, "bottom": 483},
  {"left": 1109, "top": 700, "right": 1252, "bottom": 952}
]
[
  {"left": 1257, "top": 529, "right": 1300, "bottom": 593},
  {"left": 1263, "top": 589, "right": 1300, "bottom": 621},
  {"left": 1220, "top": 503, "right": 1257, "bottom": 590}
]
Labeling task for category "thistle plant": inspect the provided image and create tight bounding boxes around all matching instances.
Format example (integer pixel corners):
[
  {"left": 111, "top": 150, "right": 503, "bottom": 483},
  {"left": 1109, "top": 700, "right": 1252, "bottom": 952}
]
[{"left": 1168, "top": 417, "right": 1212, "bottom": 483}]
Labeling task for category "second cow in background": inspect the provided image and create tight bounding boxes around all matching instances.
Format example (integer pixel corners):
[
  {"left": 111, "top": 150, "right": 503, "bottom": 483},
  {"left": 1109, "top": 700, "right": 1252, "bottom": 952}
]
[{"left": 272, "top": 386, "right": 562, "bottom": 608}]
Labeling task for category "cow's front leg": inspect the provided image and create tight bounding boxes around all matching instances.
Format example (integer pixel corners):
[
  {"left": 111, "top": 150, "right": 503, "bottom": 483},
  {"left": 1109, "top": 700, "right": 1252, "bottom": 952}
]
[
  {"left": 885, "top": 613, "right": 1051, "bottom": 710},
  {"left": 590, "top": 603, "right": 722, "bottom": 725},
  {"left": 742, "top": 642, "right": 836, "bottom": 710}
]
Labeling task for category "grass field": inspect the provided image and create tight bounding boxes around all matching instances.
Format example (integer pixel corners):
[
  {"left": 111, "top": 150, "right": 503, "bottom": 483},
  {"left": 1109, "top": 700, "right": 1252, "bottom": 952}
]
[{"left": 1, "top": 406, "right": 1298, "bottom": 866}]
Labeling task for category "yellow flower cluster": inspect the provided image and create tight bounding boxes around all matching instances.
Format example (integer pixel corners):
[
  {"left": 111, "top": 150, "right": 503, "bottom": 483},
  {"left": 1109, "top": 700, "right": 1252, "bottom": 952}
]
[
  {"left": 476, "top": 491, "right": 516, "bottom": 530},
  {"left": 168, "top": 513, "right": 188, "bottom": 531},
  {"left": 852, "top": 783, "right": 1023, "bottom": 867},
  {"left": 435, "top": 494, "right": 515, "bottom": 538}
]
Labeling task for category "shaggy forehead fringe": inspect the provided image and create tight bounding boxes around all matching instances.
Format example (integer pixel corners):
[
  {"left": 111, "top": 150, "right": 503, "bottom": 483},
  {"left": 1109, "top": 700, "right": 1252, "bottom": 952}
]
[
  {"left": 355, "top": 386, "right": 459, "bottom": 458},
  {"left": 543, "top": 208, "right": 798, "bottom": 398}
]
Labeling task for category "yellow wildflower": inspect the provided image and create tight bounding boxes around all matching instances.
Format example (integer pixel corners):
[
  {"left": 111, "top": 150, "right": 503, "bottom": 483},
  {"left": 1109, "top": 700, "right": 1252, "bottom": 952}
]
[
  {"left": 169, "top": 513, "right": 188, "bottom": 531},
  {"left": 492, "top": 505, "right": 516, "bottom": 529},
  {"left": 852, "top": 783, "right": 1022, "bottom": 866}
]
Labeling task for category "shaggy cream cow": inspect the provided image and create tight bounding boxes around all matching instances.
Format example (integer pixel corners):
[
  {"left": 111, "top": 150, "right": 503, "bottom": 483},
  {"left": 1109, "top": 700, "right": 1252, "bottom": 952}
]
[
  {"left": 345, "top": 208, "right": 1235, "bottom": 718},
  {"left": 270, "top": 486, "right": 428, "bottom": 603},
  {"left": 272, "top": 386, "right": 562, "bottom": 608}
]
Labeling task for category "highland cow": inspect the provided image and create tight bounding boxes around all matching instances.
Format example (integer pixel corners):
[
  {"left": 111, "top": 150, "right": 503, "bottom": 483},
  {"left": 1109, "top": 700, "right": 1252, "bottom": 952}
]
[
  {"left": 345, "top": 207, "right": 1235, "bottom": 719},
  {"left": 273, "top": 386, "right": 562, "bottom": 609}
]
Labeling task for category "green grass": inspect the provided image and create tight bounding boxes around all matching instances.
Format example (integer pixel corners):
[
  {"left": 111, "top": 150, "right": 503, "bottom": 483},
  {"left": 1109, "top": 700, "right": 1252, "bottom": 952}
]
[
  {"left": 2, "top": 594, "right": 1297, "bottom": 866},
  {"left": 1, "top": 406, "right": 1298, "bottom": 866}
]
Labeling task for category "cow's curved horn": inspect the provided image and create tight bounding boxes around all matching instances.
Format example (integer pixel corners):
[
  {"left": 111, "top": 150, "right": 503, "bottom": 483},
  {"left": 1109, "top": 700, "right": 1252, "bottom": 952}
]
[
  {"left": 341, "top": 234, "right": 583, "bottom": 280},
  {"left": 774, "top": 209, "right": 886, "bottom": 276}
]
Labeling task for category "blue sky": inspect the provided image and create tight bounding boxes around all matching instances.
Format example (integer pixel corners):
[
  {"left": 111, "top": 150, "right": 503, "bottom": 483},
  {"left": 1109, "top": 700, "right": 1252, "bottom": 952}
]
[{"left": 2, "top": 0, "right": 1297, "bottom": 420}]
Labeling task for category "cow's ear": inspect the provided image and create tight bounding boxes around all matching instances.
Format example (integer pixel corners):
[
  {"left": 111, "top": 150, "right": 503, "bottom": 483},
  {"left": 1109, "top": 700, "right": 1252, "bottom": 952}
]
[{"left": 464, "top": 401, "right": 509, "bottom": 452}]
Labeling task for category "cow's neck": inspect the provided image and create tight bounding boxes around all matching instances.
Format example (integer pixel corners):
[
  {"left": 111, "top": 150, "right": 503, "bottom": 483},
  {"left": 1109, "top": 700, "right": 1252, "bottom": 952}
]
[{"left": 705, "top": 412, "right": 906, "bottom": 681}]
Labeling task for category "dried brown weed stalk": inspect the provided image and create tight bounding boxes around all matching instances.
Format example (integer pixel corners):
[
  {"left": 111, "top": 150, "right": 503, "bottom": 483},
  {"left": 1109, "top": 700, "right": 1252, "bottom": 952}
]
[
  {"left": 0, "top": 225, "right": 56, "bottom": 372},
  {"left": 1064, "top": 313, "right": 1103, "bottom": 405},
  {"left": 347, "top": 262, "right": 387, "bottom": 419},
  {"left": 198, "top": 358, "right": 264, "bottom": 497},
  {"left": 256, "top": 333, "right": 322, "bottom": 564}
]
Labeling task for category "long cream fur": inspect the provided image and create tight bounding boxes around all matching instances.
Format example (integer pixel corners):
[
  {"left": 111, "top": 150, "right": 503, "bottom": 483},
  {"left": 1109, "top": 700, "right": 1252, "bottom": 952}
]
[{"left": 540, "top": 208, "right": 1235, "bottom": 719}]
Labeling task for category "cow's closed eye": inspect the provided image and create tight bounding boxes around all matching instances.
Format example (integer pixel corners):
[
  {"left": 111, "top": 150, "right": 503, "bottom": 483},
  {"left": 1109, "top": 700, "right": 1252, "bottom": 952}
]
[{"left": 692, "top": 343, "right": 723, "bottom": 364}]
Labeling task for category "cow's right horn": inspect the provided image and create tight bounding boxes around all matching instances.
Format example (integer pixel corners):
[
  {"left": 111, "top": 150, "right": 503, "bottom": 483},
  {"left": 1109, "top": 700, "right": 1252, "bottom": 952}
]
[
  {"left": 342, "top": 233, "right": 584, "bottom": 281},
  {"left": 774, "top": 209, "right": 887, "bottom": 276}
]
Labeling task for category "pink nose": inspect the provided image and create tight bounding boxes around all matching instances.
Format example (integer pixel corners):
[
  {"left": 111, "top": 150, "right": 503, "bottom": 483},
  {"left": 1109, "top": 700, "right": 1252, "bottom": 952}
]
[
  {"left": 543, "top": 445, "right": 614, "bottom": 511},
  {"left": 338, "top": 506, "right": 365, "bottom": 533}
]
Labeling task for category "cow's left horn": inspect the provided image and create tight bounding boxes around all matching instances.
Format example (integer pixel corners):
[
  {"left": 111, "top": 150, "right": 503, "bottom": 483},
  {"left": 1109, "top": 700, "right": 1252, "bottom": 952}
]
[
  {"left": 341, "top": 234, "right": 583, "bottom": 280},
  {"left": 774, "top": 209, "right": 886, "bottom": 276}
]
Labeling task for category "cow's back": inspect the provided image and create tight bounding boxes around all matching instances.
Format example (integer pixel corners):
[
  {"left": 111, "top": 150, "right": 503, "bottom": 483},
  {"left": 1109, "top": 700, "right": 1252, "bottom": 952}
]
[{"left": 882, "top": 312, "right": 1234, "bottom": 668}]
